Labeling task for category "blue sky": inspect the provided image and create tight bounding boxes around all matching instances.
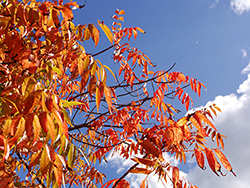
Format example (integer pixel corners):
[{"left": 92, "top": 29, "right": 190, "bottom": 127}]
[{"left": 71, "top": 0, "right": 250, "bottom": 187}]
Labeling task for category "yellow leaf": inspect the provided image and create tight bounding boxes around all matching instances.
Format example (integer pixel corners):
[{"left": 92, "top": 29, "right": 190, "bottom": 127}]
[
  {"left": 3, "top": 118, "right": 12, "bottom": 136},
  {"left": 103, "top": 64, "right": 116, "bottom": 82},
  {"left": 33, "top": 115, "right": 41, "bottom": 144},
  {"left": 29, "top": 150, "right": 42, "bottom": 168},
  {"left": 98, "top": 20, "right": 113, "bottom": 44},
  {"left": 47, "top": 113, "right": 55, "bottom": 143},
  {"left": 40, "top": 148, "right": 50, "bottom": 176},
  {"left": 176, "top": 117, "right": 188, "bottom": 127},
  {"left": 136, "top": 27, "right": 146, "bottom": 34},
  {"left": 96, "top": 85, "right": 101, "bottom": 112}
]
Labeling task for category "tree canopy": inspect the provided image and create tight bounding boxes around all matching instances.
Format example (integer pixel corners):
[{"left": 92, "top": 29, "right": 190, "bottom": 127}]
[{"left": 0, "top": 0, "right": 236, "bottom": 187}]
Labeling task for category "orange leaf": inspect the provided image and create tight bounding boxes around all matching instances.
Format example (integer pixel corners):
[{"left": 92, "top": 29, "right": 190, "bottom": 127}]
[
  {"left": 132, "top": 28, "right": 137, "bottom": 40},
  {"left": 88, "top": 24, "right": 100, "bottom": 47},
  {"left": 10, "top": 117, "right": 25, "bottom": 144},
  {"left": 140, "top": 140, "right": 162, "bottom": 159},
  {"left": 117, "top": 9, "right": 125, "bottom": 15},
  {"left": 40, "top": 148, "right": 50, "bottom": 177},
  {"left": 104, "top": 85, "right": 112, "bottom": 113},
  {"left": 205, "top": 148, "right": 220, "bottom": 176},
  {"left": 96, "top": 85, "right": 101, "bottom": 112},
  {"left": 0, "top": 135, "right": 9, "bottom": 161},
  {"left": 172, "top": 167, "right": 179, "bottom": 188},
  {"left": 189, "top": 116, "right": 207, "bottom": 137},
  {"left": 46, "top": 113, "right": 55, "bottom": 143},
  {"left": 61, "top": 4, "right": 73, "bottom": 21},
  {"left": 194, "top": 149, "right": 205, "bottom": 170},
  {"left": 129, "top": 167, "right": 152, "bottom": 174},
  {"left": 52, "top": 110, "right": 68, "bottom": 137},
  {"left": 54, "top": 154, "right": 63, "bottom": 185},
  {"left": 140, "top": 179, "right": 148, "bottom": 188},
  {"left": 196, "top": 112, "right": 217, "bottom": 131},
  {"left": 116, "top": 179, "right": 129, "bottom": 188},
  {"left": 33, "top": 115, "right": 41, "bottom": 144},
  {"left": 135, "top": 27, "right": 146, "bottom": 34},
  {"left": 214, "top": 149, "right": 236, "bottom": 177},
  {"left": 101, "top": 179, "right": 117, "bottom": 188},
  {"left": 185, "top": 95, "right": 190, "bottom": 110},
  {"left": 197, "top": 82, "right": 201, "bottom": 97},
  {"left": 131, "top": 157, "right": 156, "bottom": 167},
  {"left": 29, "top": 150, "right": 42, "bottom": 168}
]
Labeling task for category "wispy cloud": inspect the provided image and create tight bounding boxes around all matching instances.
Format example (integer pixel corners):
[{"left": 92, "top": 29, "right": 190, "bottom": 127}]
[
  {"left": 210, "top": 0, "right": 220, "bottom": 8},
  {"left": 187, "top": 62, "right": 250, "bottom": 187},
  {"left": 241, "top": 49, "right": 247, "bottom": 58},
  {"left": 231, "top": 0, "right": 250, "bottom": 14}
]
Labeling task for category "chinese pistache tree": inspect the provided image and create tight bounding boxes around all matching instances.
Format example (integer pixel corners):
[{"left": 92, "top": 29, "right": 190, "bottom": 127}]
[{"left": 0, "top": 0, "right": 236, "bottom": 187}]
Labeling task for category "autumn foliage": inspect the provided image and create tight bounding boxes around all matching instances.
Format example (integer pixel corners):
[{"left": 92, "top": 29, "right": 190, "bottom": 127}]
[{"left": 0, "top": 0, "right": 235, "bottom": 187}]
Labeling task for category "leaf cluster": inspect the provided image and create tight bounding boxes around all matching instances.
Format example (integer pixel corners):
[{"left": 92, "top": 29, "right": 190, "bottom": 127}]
[{"left": 0, "top": 1, "right": 235, "bottom": 188}]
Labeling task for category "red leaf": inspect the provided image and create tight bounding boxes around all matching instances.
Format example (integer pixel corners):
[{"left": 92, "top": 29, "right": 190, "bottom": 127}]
[
  {"left": 45, "top": 97, "right": 53, "bottom": 112},
  {"left": 140, "top": 140, "right": 162, "bottom": 159},
  {"left": 116, "top": 179, "right": 130, "bottom": 188},
  {"left": 25, "top": 113, "right": 34, "bottom": 137},
  {"left": 185, "top": 95, "right": 190, "bottom": 110},
  {"left": 39, "top": 112, "right": 48, "bottom": 133},
  {"left": 24, "top": 95, "right": 35, "bottom": 114}
]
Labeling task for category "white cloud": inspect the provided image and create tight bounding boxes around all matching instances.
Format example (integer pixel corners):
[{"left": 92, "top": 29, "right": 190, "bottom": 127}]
[
  {"left": 241, "top": 63, "right": 250, "bottom": 74},
  {"left": 210, "top": 0, "right": 220, "bottom": 8},
  {"left": 103, "top": 151, "right": 188, "bottom": 188},
  {"left": 231, "top": 0, "right": 250, "bottom": 14},
  {"left": 186, "top": 62, "right": 250, "bottom": 187},
  {"left": 241, "top": 49, "right": 247, "bottom": 58}
]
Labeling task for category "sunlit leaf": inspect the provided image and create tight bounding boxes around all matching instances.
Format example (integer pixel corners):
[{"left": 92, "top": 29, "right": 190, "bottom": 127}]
[
  {"left": 98, "top": 20, "right": 113, "bottom": 44},
  {"left": 214, "top": 149, "right": 236, "bottom": 177}
]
